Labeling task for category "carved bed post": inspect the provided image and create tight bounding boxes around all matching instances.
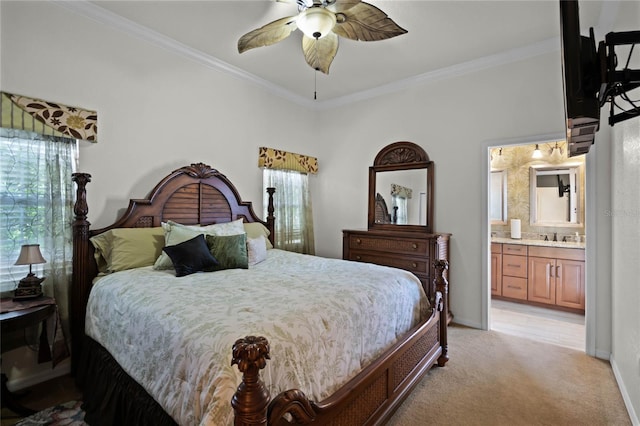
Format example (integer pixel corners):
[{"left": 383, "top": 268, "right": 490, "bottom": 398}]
[
  {"left": 231, "top": 336, "right": 271, "bottom": 426},
  {"left": 434, "top": 260, "right": 449, "bottom": 367},
  {"left": 70, "top": 172, "right": 91, "bottom": 374},
  {"left": 266, "top": 187, "right": 275, "bottom": 247}
]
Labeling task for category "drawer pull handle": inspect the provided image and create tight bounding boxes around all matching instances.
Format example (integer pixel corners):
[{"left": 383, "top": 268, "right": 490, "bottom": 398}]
[
  {"left": 507, "top": 285, "right": 521, "bottom": 289},
  {"left": 412, "top": 243, "right": 418, "bottom": 250},
  {"left": 507, "top": 264, "right": 521, "bottom": 268},
  {"left": 412, "top": 262, "right": 418, "bottom": 268},
  {"left": 355, "top": 255, "right": 361, "bottom": 261},
  {"left": 355, "top": 239, "right": 361, "bottom": 244},
  {"left": 556, "top": 265, "right": 560, "bottom": 278}
]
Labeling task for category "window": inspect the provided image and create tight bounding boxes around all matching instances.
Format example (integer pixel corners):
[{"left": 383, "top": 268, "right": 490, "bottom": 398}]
[
  {"left": 263, "top": 168, "right": 315, "bottom": 254},
  {"left": 0, "top": 128, "right": 78, "bottom": 295}
]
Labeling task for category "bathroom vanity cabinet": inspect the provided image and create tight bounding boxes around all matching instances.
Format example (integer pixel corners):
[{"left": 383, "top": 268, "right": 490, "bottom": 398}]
[{"left": 492, "top": 240, "right": 585, "bottom": 313}]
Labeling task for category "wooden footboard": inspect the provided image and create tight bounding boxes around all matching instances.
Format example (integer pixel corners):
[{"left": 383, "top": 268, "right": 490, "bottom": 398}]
[{"left": 232, "top": 261, "right": 449, "bottom": 426}]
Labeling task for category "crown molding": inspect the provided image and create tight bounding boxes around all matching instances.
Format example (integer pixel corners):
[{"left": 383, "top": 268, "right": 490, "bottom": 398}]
[
  {"left": 52, "top": 0, "right": 317, "bottom": 109},
  {"left": 52, "top": 0, "right": 617, "bottom": 111}
]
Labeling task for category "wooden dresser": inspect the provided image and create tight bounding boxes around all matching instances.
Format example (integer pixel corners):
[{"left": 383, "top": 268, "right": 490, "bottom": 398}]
[{"left": 343, "top": 229, "right": 452, "bottom": 323}]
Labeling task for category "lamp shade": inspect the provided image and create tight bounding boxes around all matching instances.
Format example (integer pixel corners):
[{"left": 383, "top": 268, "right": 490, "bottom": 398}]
[
  {"left": 14, "top": 244, "right": 46, "bottom": 266},
  {"left": 532, "top": 144, "right": 543, "bottom": 159},
  {"left": 296, "top": 7, "right": 337, "bottom": 39}
]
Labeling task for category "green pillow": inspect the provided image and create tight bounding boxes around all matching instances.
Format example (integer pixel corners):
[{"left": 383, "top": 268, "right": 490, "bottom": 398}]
[
  {"left": 90, "top": 227, "right": 164, "bottom": 273},
  {"left": 205, "top": 233, "right": 248, "bottom": 271}
]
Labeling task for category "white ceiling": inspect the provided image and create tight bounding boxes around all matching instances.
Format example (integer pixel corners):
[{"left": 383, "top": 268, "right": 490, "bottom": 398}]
[{"left": 57, "top": 0, "right": 614, "bottom": 108}]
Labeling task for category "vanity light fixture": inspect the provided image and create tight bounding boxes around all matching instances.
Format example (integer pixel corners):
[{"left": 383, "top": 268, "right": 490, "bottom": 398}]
[
  {"left": 532, "top": 144, "right": 543, "bottom": 159},
  {"left": 491, "top": 148, "right": 506, "bottom": 168},
  {"left": 549, "top": 142, "right": 564, "bottom": 162}
]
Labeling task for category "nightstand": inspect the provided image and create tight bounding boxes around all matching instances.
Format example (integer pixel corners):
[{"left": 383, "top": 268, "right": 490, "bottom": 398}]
[{"left": 1, "top": 297, "right": 57, "bottom": 416}]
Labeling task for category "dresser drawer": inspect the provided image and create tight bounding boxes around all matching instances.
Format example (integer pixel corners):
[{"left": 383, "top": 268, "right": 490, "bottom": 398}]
[
  {"left": 347, "top": 251, "right": 428, "bottom": 275},
  {"left": 502, "top": 276, "right": 527, "bottom": 300},
  {"left": 503, "top": 244, "right": 527, "bottom": 256},
  {"left": 502, "top": 254, "right": 527, "bottom": 278},
  {"left": 348, "top": 235, "right": 428, "bottom": 256}
]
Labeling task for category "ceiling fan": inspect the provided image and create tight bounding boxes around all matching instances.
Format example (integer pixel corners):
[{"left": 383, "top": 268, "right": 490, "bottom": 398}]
[{"left": 238, "top": 0, "right": 407, "bottom": 74}]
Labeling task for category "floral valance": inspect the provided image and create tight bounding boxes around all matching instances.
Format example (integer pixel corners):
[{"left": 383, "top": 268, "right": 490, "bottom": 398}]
[
  {"left": 391, "top": 183, "right": 412, "bottom": 199},
  {"left": 258, "top": 147, "right": 318, "bottom": 174},
  {"left": 1, "top": 92, "right": 97, "bottom": 143}
]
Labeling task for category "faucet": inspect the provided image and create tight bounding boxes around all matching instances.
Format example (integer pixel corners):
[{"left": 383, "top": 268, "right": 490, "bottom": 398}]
[{"left": 553, "top": 232, "right": 557, "bottom": 242}]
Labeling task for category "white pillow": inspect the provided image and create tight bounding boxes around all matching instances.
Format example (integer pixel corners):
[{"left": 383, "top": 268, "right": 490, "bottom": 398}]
[
  {"left": 247, "top": 235, "right": 268, "bottom": 266},
  {"left": 154, "top": 219, "right": 245, "bottom": 270}
]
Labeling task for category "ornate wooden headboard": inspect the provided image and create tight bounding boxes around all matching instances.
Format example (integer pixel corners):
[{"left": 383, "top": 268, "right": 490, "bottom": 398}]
[{"left": 70, "top": 163, "right": 275, "bottom": 370}]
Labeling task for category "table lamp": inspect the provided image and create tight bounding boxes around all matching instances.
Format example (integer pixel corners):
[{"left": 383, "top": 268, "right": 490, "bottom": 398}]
[{"left": 14, "top": 244, "right": 46, "bottom": 300}]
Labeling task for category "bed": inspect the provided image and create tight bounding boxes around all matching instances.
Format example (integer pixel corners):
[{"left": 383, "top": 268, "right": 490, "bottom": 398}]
[{"left": 70, "top": 162, "right": 449, "bottom": 426}]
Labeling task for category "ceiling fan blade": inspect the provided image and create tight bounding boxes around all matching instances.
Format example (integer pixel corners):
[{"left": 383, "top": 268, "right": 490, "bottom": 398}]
[
  {"left": 327, "top": 0, "right": 361, "bottom": 13},
  {"left": 238, "top": 16, "right": 298, "bottom": 54},
  {"left": 302, "top": 33, "right": 339, "bottom": 74},
  {"left": 332, "top": 2, "right": 407, "bottom": 41}
]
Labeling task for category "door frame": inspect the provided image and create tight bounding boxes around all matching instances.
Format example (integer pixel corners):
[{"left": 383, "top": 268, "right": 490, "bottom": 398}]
[{"left": 481, "top": 132, "right": 595, "bottom": 356}]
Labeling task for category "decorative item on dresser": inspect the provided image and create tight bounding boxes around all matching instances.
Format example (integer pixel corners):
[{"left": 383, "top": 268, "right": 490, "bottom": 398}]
[{"left": 343, "top": 141, "right": 452, "bottom": 323}]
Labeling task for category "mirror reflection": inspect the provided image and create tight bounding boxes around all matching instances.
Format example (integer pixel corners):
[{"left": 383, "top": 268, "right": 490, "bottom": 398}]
[
  {"left": 530, "top": 166, "right": 581, "bottom": 225},
  {"left": 490, "top": 170, "right": 507, "bottom": 224},
  {"left": 375, "top": 169, "right": 427, "bottom": 225}
]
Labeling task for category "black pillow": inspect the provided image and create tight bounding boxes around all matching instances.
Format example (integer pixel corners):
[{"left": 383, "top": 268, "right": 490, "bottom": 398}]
[{"left": 162, "top": 234, "right": 219, "bottom": 277}]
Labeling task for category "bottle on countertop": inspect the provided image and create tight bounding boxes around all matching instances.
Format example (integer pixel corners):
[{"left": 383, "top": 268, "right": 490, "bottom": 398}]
[{"left": 574, "top": 232, "right": 580, "bottom": 243}]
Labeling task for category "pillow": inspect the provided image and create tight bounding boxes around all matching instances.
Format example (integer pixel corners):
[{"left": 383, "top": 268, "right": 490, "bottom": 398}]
[
  {"left": 162, "top": 234, "right": 219, "bottom": 277},
  {"left": 205, "top": 234, "right": 248, "bottom": 271},
  {"left": 154, "top": 219, "right": 245, "bottom": 270},
  {"left": 247, "top": 235, "right": 268, "bottom": 266},
  {"left": 90, "top": 227, "right": 164, "bottom": 273},
  {"left": 243, "top": 222, "right": 274, "bottom": 249}
]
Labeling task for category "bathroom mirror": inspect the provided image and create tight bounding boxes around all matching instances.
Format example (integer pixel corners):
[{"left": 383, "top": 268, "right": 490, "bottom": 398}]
[
  {"left": 490, "top": 170, "right": 507, "bottom": 224},
  {"left": 369, "top": 141, "right": 433, "bottom": 233},
  {"left": 530, "top": 166, "right": 582, "bottom": 226}
]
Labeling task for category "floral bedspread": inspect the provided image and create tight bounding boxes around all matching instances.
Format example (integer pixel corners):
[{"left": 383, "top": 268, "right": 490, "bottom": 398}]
[{"left": 85, "top": 249, "right": 430, "bottom": 425}]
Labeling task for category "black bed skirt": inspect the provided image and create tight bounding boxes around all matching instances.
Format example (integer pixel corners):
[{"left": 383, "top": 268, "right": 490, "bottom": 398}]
[{"left": 76, "top": 336, "right": 178, "bottom": 426}]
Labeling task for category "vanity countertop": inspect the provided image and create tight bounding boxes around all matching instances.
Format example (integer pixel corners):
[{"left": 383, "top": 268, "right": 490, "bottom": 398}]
[{"left": 491, "top": 237, "right": 585, "bottom": 250}]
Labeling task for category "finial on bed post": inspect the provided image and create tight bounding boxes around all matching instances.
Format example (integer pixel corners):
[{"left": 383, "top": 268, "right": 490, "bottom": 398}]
[
  {"left": 266, "top": 187, "right": 276, "bottom": 247},
  {"left": 231, "top": 336, "right": 271, "bottom": 426},
  {"left": 70, "top": 172, "right": 92, "bottom": 374},
  {"left": 434, "top": 260, "right": 449, "bottom": 367}
]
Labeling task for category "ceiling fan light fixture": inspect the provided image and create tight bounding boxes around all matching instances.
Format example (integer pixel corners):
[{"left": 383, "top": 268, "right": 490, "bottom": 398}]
[{"left": 296, "top": 7, "right": 336, "bottom": 39}]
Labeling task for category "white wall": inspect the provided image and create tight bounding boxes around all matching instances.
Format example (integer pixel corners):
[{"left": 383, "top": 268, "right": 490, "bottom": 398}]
[
  {"left": 2, "top": 1, "right": 632, "bottom": 411},
  {"left": 314, "top": 52, "right": 580, "bottom": 328},
  {"left": 0, "top": 1, "right": 315, "bottom": 230},
  {"left": 611, "top": 114, "right": 640, "bottom": 423}
]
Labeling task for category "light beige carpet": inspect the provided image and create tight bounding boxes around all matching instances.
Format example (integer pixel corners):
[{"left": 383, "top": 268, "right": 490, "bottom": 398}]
[{"left": 387, "top": 324, "right": 630, "bottom": 426}]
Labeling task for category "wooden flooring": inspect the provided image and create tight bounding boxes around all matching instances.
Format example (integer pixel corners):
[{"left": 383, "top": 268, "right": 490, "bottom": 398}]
[
  {"left": 490, "top": 299, "right": 585, "bottom": 351},
  {"left": 0, "top": 374, "right": 81, "bottom": 426}
]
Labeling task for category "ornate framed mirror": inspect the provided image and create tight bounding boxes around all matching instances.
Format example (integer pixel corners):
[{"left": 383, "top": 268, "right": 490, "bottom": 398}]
[{"left": 368, "top": 141, "right": 433, "bottom": 233}]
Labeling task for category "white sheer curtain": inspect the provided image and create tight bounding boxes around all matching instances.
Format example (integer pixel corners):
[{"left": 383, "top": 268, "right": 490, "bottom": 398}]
[
  {"left": 392, "top": 195, "right": 408, "bottom": 224},
  {"left": 263, "top": 168, "right": 315, "bottom": 254},
  {"left": 0, "top": 128, "right": 78, "bottom": 339}
]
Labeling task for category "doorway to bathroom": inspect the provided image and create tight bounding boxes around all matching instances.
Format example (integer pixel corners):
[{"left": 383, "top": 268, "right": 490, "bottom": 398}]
[{"left": 487, "top": 140, "right": 587, "bottom": 352}]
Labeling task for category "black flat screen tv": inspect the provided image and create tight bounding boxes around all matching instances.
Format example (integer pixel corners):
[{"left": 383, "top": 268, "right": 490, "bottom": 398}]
[{"left": 560, "top": 0, "right": 601, "bottom": 156}]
